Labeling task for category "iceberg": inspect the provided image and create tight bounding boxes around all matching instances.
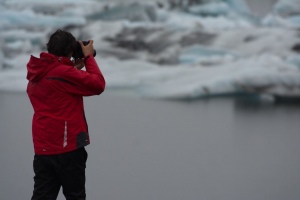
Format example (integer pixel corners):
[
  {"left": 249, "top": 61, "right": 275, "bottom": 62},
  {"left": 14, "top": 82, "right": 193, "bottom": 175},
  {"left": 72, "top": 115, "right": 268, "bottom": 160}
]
[
  {"left": 164, "top": 10, "right": 254, "bottom": 32},
  {"left": 212, "top": 27, "right": 299, "bottom": 57},
  {"left": 169, "top": 0, "right": 256, "bottom": 30},
  {"left": 187, "top": 2, "right": 232, "bottom": 16},
  {"left": 285, "top": 15, "right": 300, "bottom": 28},
  {"left": 179, "top": 45, "right": 238, "bottom": 65},
  {"left": 1, "top": 0, "right": 300, "bottom": 102},
  {"left": 0, "top": 9, "right": 86, "bottom": 30},
  {"left": 264, "top": 0, "right": 300, "bottom": 28},
  {"left": 0, "top": 49, "right": 4, "bottom": 69},
  {"left": 167, "top": 0, "right": 251, "bottom": 14},
  {"left": 3, "top": 54, "right": 300, "bottom": 100},
  {"left": 226, "top": 0, "right": 251, "bottom": 15},
  {"left": 0, "top": 29, "right": 44, "bottom": 41},
  {"left": 262, "top": 13, "right": 300, "bottom": 29},
  {"left": 274, "top": 0, "right": 300, "bottom": 17},
  {"left": 87, "top": 3, "right": 158, "bottom": 22},
  {"left": 287, "top": 54, "right": 300, "bottom": 69},
  {"left": 136, "top": 55, "right": 300, "bottom": 99}
]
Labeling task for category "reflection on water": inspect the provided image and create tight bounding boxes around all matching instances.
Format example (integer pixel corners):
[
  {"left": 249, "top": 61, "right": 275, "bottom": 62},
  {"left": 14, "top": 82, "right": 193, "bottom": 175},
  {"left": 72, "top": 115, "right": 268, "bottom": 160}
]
[{"left": 0, "top": 92, "right": 300, "bottom": 200}]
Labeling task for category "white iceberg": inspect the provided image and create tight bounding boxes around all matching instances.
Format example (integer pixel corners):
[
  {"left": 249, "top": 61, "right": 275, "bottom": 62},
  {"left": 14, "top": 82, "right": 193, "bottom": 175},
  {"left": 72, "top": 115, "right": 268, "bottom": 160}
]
[
  {"left": 0, "top": 9, "right": 86, "bottom": 30},
  {"left": 264, "top": 0, "right": 300, "bottom": 28},
  {"left": 87, "top": 3, "right": 158, "bottom": 22},
  {"left": 179, "top": 45, "right": 238, "bottom": 65},
  {"left": 274, "top": 0, "right": 300, "bottom": 17},
  {"left": 188, "top": 2, "right": 232, "bottom": 16},
  {"left": 1, "top": 0, "right": 300, "bottom": 102},
  {"left": 287, "top": 54, "right": 300, "bottom": 69}
]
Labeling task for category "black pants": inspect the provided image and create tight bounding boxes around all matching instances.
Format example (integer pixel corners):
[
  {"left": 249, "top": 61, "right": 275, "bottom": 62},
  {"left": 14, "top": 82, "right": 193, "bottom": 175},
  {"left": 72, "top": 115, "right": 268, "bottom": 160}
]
[{"left": 31, "top": 148, "right": 88, "bottom": 200}]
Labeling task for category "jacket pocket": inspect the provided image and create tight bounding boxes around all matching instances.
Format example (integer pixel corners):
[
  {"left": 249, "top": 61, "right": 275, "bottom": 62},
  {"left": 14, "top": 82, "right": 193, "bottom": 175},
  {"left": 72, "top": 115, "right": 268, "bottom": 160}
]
[{"left": 76, "top": 131, "right": 89, "bottom": 148}]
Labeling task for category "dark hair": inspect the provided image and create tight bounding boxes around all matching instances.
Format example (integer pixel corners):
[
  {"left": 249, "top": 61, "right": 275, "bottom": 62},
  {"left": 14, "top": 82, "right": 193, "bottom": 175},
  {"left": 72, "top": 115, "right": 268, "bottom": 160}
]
[{"left": 46, "top": 29, "right": 77, "bottom": 57}]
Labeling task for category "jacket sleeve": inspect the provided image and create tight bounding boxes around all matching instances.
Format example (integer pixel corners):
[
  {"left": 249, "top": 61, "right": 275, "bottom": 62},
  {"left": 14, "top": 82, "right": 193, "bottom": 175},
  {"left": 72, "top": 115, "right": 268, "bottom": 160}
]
[{"left": 48, "top": 55, "right": 106, "bottom": 96}]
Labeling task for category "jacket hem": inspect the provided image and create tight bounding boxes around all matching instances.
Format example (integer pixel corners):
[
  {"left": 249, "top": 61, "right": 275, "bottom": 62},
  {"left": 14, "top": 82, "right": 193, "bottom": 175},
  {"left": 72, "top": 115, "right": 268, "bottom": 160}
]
[{"left": 34, "top": 143, "right": 89, "bottom": 155}]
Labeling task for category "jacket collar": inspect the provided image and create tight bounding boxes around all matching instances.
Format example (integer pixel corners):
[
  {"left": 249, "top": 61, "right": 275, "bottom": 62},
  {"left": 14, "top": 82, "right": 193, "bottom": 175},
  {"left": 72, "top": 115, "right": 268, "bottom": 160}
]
[{"left": 40, "top": 52, "right": 74, "bottom": 66}]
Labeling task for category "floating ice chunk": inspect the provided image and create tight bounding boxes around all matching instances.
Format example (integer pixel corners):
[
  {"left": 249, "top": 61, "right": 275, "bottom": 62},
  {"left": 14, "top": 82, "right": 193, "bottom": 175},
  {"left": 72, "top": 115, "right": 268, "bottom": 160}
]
[
  {"left": 179, "top": 45, "right": 238, "bottom": 65},
  {"left": 287, "top": 54, "right": 300, "bottom": 69},
  {"left": 188, "top": 2, "right": 231, "bottom": 16},
  {"left": 5, "top": 40, "right": 24, "bottom": 49},
  {"left": 0, "top": 9, "right": 86, "bottom": 30},
  {"left": 262, "top": 14, "right": 283, "bottom": 26},
  {"left": 4, "top": 0, "right": 102, "bottom": 17},
  {"left": 5, "top": 40, "right": 28, "bottom": 50},
  {"left": 4, "top": 40, "right": 32, "bottom": 55},
  {"left": 81, "top": 20, "right": 124, "bottom": 54},
  {"left": 87, "top": 3, "right": 157, "bottom": 22},
  {"left": 225, "top": 0, "right": 251, "bottom": 15},
  {"left": 274, "top": 0, "right": 300, "bottom": 17},
  {"left": 61, "top": 2, "right": 105, "bottom": 17},
  {"left": 198, "top": 16, "right": 254, "bottom": 31},
  {"left": 137, "top": 63, "right": 243, "bottom": 99},
  {"left": 223, "top": 55, "right": 300, "bottom": 96},
  {"left": 3, "top": 53, "right": 34, "bottom": 70},
  {"left": 188, "top": 0, "right": 251, "bottom": 16},
  {"left": 0, "top": 30, "right": 45, "bottom": 46},
  {"left": 285, "top": 15, "right": 300, "bottom": 28},
  {"left": 0, "top": 0, "right": 300, "bottom": 101},
  {"left": 97, "top": 57, "right": 162, "bottom": 89},
  {"left": 267, "top": 0, "right": 300, "bottom": 28},
  {"left": 0, "top": 52, "right": 33, "bottom": 90},
  {"left": 167, "top": 0, "right": 251, "bottom": 15},
  {"left": 165, "top": 11, "right": 253, "bottom": 31},
  {"left": 213, "top": 27, "right": 299, "bottom": 57},
  {"left": 7, "top": 0, "right": 90, "bottom": 3},
  {"left": 137, "top": 55, "right": 300, "bottom": 99},
  {"left": 263, "top": 13, "right": 300, "bottom": 29},
  {"left": 0, "top": 49, "right": 4, "bottom": 69}
]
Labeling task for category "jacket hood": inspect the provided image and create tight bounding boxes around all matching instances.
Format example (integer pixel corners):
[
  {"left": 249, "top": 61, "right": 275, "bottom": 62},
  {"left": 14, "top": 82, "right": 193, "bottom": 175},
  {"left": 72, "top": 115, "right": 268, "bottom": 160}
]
[{"left": 26, "top": 52, "right": 73, "bottom": 82}]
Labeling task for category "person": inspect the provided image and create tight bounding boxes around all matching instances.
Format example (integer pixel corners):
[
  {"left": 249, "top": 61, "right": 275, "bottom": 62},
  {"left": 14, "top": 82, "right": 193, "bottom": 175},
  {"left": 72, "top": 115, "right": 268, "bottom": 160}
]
[{"left": 26, "top": 29, "right": 106, "bottom": 200}]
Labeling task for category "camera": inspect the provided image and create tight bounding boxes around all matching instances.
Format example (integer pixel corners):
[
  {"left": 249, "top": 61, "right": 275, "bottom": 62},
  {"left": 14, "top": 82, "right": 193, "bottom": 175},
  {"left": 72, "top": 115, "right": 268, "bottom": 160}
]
[{"left": 72, "top": 41, "right": 96, "bottom": 59}]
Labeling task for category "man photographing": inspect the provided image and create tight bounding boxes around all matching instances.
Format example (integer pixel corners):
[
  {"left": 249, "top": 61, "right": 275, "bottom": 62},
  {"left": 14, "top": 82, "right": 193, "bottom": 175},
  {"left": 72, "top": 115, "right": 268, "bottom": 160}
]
[{"left": 26, "top": 29, "right": 105, "bottom": 200}]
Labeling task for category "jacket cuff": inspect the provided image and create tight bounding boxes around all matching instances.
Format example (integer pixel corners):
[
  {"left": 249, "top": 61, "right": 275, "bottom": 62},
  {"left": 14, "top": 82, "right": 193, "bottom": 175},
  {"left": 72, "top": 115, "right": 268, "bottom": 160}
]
[{"left": 84, "top": 54, "right": 92, "bottom": 62}]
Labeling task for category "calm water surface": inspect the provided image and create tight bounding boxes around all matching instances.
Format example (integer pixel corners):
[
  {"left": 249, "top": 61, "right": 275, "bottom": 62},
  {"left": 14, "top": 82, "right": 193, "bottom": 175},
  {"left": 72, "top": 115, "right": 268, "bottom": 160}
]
[{"left": 0, "top": 92, "right": 299, "bottom": 200}]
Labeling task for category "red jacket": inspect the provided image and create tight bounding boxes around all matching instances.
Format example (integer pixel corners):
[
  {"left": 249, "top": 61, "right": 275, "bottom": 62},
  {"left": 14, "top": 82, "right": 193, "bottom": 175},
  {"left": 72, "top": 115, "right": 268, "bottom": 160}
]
[{"left": 26, "top": 52, "right": 105, "bottom": 155}]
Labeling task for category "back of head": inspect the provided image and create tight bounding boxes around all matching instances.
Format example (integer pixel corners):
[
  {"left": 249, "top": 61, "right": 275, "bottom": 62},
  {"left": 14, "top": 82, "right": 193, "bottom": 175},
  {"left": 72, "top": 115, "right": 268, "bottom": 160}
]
[{"left": 47, "top": 29, "right": 77, "bottom": 57}]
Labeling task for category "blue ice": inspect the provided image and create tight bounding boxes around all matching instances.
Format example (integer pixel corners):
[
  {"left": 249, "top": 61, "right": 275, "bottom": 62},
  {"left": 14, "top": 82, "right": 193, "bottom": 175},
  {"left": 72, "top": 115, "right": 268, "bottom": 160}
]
[
  {"left": 225, "top": 0, "right": 251, "bottom": 14},
  {"left": 286, "top": 15, "right": 300, "bottom": 28},
  {"left": 287, "top": 55, "right": 300, "bottom": 69},
  {"left": 274, "top": 0, "right": 300, "bottom": 16},
  {"left": 188, "top": 2, "right": 231, "bottom": 16},
  {"left": 179, "top": 45, "right": 239, "bottom": 64},
  {"left": 188, "top": 0, "right": 251, "bottom": 15},
  {"left": 87, "top": 3, "right": 157, "bottom": 22},
  {"left": 0, "top": 9, "right": 86, "bottom": 30}
]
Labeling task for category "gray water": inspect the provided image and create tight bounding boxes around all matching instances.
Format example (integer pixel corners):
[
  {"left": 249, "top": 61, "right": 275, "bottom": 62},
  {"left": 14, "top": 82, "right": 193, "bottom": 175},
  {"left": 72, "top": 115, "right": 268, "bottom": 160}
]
[{"left": 0, "top": 92, "right": 300, "bottom": 200}]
